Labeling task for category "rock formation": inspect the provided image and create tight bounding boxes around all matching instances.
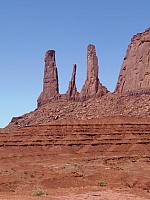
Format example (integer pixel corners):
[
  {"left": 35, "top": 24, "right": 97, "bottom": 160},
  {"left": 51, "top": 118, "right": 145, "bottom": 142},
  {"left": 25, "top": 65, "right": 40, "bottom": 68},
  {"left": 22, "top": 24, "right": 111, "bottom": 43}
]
[
  {"left": 8, "top": 27, "right": 150, "bottom": 128},
  {"left": 80, "top": 44, "right": 108, "bottom": 100},
  {"left": 37, "top": 50, "right": 59, "bottom": 107},
  {"left": 37, "top": 44, "right": 108, "bottom": 106},
  {"left": 115, "top": 28, "right": 150, "bottom": 94},
  {"left": 66, "top": 64, "right": 78, "bottom": 100}
]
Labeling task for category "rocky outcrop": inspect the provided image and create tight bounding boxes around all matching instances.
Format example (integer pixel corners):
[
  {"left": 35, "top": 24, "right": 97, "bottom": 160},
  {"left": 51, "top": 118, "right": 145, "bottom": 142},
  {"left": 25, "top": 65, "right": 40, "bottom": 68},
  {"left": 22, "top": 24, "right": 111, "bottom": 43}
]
[
  {"left": 37, "top": 50, "right": 59, "bottom": 107},
  {"left": 8, "top": 92, "right": 150, "bottom": 127},
  {"left": 37, "top": 44, "right": 108, "bottom": 106},
  {"left": 7, "top": 27, "right": 150, "bottom": 128},
  {"left": 115, "top": 28, "right": 150, "bottom": 94},
  {"left": 3, "top": 118, "right": 150, "bottom": 155},
  {"left": 80, "top": 44, "right": 108, "bottom": 100},
  {"left": 66, "top": 64, "right": 78, "bottom": 100}
]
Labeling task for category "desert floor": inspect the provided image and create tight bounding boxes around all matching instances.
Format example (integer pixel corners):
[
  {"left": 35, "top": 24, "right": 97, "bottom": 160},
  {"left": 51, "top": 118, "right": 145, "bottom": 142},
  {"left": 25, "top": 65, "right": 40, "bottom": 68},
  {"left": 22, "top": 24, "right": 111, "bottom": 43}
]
[{"left": 0, "top": 146, "right": 149, "bottom": 200}]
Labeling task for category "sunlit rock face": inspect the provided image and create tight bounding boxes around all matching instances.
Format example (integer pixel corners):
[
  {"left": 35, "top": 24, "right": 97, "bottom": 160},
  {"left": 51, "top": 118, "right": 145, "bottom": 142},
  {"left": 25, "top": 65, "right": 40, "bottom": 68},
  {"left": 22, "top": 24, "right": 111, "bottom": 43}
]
[
  {"left": 80, "top": 44, "right": 108, "bottom": 100},
  {"left": 115, "top": 28, "right": 150, "bottom": 95},
  {"left": 66, "top": 64, "right": 79, "bottom": 100},
  {"left": 37, "top": 50, "right": 59, "bottom": 107}
]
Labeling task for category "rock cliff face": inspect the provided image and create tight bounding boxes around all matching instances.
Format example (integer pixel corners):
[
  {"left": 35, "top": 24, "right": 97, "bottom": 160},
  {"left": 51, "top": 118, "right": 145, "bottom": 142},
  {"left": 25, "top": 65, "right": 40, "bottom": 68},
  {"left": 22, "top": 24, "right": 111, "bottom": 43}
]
[
  {"left": 80, "top": 44, "right": 108, "bottom": 100},
  {"left": 115, "top": 28, "right": 150, "bottom": 94},
  {"left": 37, "top": 50, "right": 59, "bottom": 107},
  {"left": 66, "top": 64, "right": 78, "bottom": 100}
]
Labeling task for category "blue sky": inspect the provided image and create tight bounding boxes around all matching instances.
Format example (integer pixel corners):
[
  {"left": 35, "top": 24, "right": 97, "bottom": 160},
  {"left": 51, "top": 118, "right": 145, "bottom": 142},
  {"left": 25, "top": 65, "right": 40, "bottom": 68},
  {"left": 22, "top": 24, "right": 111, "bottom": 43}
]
[{"left": 0, "top": 0, "right": 150, "bottom": 127}]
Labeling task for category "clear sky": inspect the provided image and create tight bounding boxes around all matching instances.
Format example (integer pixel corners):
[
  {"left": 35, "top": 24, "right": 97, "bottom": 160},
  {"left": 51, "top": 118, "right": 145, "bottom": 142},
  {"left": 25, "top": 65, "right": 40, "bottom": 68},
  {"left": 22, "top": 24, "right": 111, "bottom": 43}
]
[{"left": 0, "top": 0, "right": 150, "bottom": 127}]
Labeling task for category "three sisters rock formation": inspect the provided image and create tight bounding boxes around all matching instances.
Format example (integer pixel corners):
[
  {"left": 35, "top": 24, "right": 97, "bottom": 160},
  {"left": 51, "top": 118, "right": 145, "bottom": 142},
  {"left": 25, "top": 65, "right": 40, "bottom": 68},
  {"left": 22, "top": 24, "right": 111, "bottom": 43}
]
[
  {"left": 38, "top": 43, "right": 109, "bottom": 107},
  {"left": 9, "top": 27, "right": 150, "bottom": 127},
  {"left": 38, "top": 27, "right": 150, "bottom": 108}
]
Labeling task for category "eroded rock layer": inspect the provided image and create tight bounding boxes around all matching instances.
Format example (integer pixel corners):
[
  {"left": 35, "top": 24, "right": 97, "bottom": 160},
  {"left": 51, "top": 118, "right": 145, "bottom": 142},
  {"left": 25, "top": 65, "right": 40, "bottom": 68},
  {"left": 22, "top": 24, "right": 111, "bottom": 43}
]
[
  {"left": 2, "top": 118, "right": 150, "bottom": 154},
  {"left": 115, "top": 28, "right": 150, "bottom": 94}
]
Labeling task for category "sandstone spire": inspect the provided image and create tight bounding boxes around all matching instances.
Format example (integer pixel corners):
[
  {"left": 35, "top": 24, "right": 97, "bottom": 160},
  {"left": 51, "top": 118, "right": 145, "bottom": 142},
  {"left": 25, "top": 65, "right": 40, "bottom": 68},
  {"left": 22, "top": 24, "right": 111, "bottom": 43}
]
[
  {"left": 37, "top": 50, "right": 59, "bottom": 107},
  {"left": 80, "top": 44, "right": 108, "bottom": 100},
  {"left": 66, "top": 64, "right": 78, "bottom": 99},
  {"left": 115, "top": 28, "right": 150, "bottom": 94}
]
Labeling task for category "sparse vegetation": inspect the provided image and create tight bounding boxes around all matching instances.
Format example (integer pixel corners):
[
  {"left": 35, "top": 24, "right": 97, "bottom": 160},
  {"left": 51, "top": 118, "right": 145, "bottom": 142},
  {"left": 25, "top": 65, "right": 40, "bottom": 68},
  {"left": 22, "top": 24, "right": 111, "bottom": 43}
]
[
  {"left": 32, "top": 188, "right": 48, "bottom": 196},
  {"left": 97, "top": 180, "right": 107, "bottom": 187}
]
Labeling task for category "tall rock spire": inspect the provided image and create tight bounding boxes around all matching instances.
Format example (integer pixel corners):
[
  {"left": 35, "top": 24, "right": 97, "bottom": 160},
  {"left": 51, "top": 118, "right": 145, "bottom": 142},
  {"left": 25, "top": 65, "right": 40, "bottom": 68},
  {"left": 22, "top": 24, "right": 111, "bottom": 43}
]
[
  {"left": 37, "top": 50, "right": 59, "bottom": 107},
  {"left": 80, "top": 44, "right": 108, "bottom": 100},
  {"left": 66, "top": 64, "right": 78, "bottom": 99}
]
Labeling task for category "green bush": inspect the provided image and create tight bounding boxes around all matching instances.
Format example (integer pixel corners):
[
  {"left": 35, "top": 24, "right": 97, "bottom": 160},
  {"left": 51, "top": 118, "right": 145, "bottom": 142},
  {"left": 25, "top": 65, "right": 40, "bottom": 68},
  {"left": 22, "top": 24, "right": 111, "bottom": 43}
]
[
  {"left": 32, "top": 189, "right": 48, "bottom": 196},
  {"left": 97, "top": 181, "right": 107, "bottom": 187}
]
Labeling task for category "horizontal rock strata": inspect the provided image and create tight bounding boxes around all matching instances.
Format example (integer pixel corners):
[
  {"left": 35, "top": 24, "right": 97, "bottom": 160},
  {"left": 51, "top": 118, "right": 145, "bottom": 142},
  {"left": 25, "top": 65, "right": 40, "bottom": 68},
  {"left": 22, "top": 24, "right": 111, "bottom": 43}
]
[{"left": 1, "top": 118, "right": 150, "bottom": 157}]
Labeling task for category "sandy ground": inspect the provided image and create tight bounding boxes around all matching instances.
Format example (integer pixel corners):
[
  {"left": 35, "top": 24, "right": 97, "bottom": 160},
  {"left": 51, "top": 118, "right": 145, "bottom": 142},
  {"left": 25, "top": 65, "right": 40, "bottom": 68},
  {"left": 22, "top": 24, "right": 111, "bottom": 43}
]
[
  {"left": 0, "top": 190, "right": 149, "bottom": 200},
  {"left": 0, "top": 146, "right": 149, "bottom": 200}
]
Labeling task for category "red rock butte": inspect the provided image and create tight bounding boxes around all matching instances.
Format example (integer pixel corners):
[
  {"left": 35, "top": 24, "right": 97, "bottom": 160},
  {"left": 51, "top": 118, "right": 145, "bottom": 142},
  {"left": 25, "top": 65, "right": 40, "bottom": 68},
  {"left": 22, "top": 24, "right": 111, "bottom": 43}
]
[
  {"left": 8, "top": 27, "right": 150, "bottom": 127},
  {"left": 1, "top": 27, "right": 150, "bottom": 200},
  {"left": 115, "top": 27, "right": 150, "bottom": 94}
]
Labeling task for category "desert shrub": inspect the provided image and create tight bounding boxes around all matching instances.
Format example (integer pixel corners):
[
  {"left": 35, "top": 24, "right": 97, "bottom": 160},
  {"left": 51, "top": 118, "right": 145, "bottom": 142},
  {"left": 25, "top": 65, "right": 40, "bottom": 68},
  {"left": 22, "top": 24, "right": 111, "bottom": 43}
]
[
  {"left": 32, "top": 188, "right": 48, "bottom": 196},
  {"left": 97, "top": 180, "right": 107, "bottom": 187}
]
